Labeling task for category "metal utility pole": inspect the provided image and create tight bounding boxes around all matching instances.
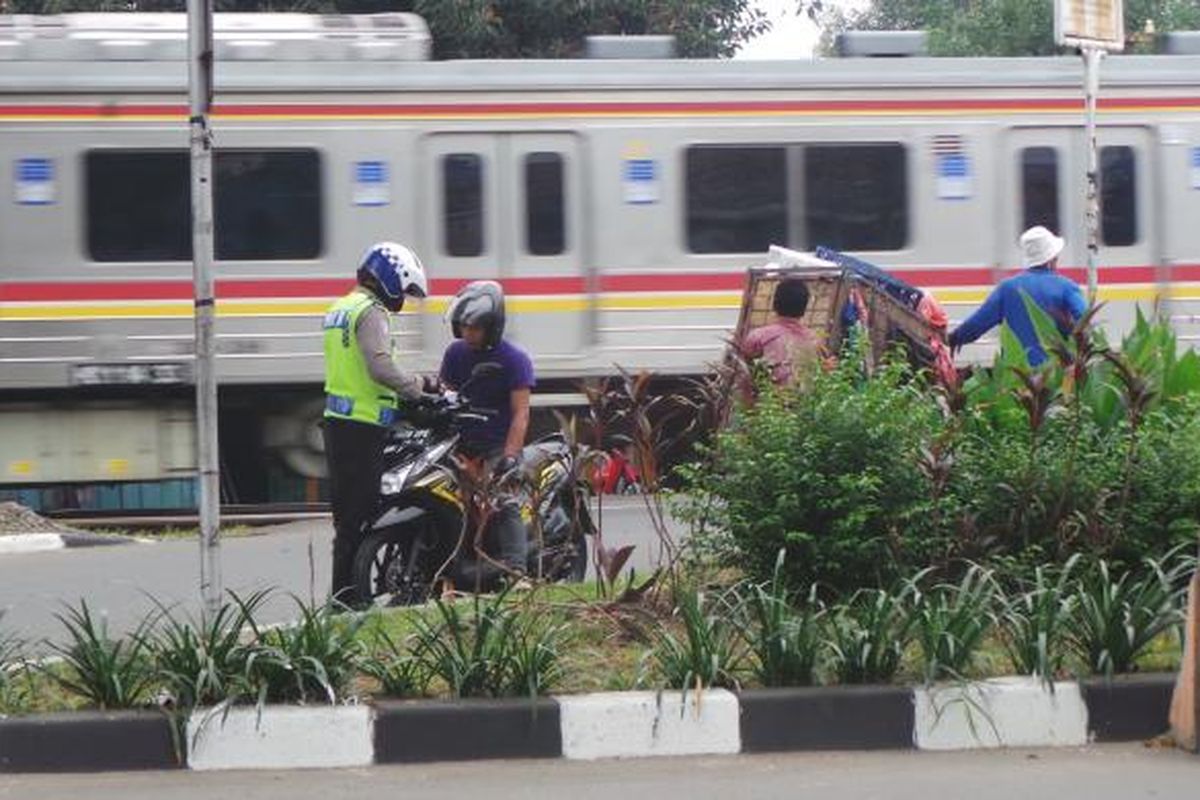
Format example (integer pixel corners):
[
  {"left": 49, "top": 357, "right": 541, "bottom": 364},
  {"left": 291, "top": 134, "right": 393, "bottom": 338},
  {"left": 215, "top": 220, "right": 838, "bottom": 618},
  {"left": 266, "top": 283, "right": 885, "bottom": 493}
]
[
  {"left": 1083, "top": 47, "right": 1102, "bottom": 303},
  {"left": 1055, "top": 0, "right": 1124, "bottom": 305},
  {"left": 187, "top": 0, "right": 221, "bottom": 616}
]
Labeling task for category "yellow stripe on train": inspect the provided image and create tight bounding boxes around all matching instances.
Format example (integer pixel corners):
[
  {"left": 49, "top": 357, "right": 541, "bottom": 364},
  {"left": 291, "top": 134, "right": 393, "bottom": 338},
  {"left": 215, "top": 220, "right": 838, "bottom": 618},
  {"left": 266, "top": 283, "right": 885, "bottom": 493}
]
[{"left": 2, "top": 286, "right": 1199, "bottom": 321}]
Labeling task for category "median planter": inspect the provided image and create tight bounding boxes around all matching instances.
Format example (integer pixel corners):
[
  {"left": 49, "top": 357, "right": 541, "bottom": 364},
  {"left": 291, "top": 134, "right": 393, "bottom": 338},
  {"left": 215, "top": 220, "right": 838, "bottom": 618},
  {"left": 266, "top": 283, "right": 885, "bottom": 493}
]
[
  {"left": 186, "top": 704, "right": 373, "bottom": 771},
  {"left": 913, "top": 677, "right": 1088, "bottom": 750}
]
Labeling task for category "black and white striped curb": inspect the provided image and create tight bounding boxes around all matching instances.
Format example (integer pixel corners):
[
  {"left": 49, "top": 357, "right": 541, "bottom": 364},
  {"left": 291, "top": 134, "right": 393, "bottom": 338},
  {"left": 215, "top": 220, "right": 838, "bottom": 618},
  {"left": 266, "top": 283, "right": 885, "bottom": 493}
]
[{"left": 0, "top": 675, "right": 1177, "bottom": 773}]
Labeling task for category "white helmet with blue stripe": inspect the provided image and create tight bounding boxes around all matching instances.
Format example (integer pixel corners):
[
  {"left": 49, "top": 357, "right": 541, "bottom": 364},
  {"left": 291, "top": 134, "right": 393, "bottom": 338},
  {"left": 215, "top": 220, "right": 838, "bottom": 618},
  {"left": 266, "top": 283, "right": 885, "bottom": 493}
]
[{"left": 358, "top": 241, "right": 428, "bottom": 311}]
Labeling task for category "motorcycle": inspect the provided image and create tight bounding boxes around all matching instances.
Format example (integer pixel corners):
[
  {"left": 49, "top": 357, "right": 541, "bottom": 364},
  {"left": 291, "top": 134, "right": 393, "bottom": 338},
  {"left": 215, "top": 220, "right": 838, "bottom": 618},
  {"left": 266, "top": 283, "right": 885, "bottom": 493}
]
[{"left": 351, "top": 366, "right": 593, "bottom": 606}]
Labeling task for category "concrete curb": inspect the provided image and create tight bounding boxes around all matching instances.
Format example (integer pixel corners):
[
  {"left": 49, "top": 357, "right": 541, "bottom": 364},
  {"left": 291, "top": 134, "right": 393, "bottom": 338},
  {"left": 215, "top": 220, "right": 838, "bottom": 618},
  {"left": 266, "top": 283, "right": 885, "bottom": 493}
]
[
  {"left": 0, "top": 531, "right": 136, "bottom": 554},
  {"left": 738, "top": 685, "right": 913, "bottom": 752},
  {"left": 913, "top": 678, "right": 1088, "bottom": 750},
  {"left": 0, "top": 711, "right": 179, "bottom": 773},
  {"left": 186, "top": 705, "right": 373, "bottom": 771},
  {"left": 559, "top": 690, "right": 741, "bottom": 760},
  {"left": 0, "top": 676, "right": 1179, "bottom": 773},
  {"left": 1081, "top": 673, "right": 1176, "bottom": 742},
  {"left": 374, "top": 697, "right": 561, "bottom": 763}
]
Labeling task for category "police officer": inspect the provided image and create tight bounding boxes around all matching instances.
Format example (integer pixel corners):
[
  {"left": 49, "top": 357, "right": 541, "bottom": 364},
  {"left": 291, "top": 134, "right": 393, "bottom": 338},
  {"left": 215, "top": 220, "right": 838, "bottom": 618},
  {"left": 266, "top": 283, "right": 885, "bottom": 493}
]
[{"left": 322, "top": 241, "right": 434, "bottom": 606}]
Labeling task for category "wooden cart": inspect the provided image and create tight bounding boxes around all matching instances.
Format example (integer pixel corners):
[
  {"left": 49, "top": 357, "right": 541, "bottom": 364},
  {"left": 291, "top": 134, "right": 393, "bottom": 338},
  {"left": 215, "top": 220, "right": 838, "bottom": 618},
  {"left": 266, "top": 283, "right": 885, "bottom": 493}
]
[{"left": 733, "top": 245, "right": 952, "bottom": 377}]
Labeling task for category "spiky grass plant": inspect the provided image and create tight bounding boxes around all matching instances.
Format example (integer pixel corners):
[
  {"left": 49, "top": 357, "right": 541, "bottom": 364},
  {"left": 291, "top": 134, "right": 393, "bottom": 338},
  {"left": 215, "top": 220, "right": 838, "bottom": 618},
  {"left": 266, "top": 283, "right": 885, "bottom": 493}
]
[
  {"left": 147, "top": 589, "right": 270, "bottom": 711},
  {"left": 1066, "top": 555, "right": 1188, "bottom": 676},
  {"left": 826, "top": 584, "right": 916, "bottom": 685},
  {"left": 412, "top": 587, "right": 566, "bottom": 698},
  {"left": 909, "top": 565, "right": 998, "bottom": 682},
  {"left": 0, "top": 611, "right": 27, "bottom": 712},
  {"left": 998, "top": 556, "right": 1079, "bottom": 681},
  {"left": 359, "top": 628, "right": 429, "bottom": 698},
  {"left": 742, "top": 551, "right": 825, "bottom": 687},
  {"left": 43, "top": 599, "right": 156, "bottom": 709},
  {"left": 643, "top": 584, "right": 747, "bottom": 691},
  {"left": 244, "top": 595, "right": 368, "bottom": 705}
]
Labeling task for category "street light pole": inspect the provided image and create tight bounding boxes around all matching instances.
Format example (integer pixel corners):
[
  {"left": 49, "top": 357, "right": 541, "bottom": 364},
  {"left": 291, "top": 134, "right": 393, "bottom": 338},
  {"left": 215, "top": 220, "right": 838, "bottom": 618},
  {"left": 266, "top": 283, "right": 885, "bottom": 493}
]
[{"left": 187, "top": 0, "right": 221, "bottom": 616}]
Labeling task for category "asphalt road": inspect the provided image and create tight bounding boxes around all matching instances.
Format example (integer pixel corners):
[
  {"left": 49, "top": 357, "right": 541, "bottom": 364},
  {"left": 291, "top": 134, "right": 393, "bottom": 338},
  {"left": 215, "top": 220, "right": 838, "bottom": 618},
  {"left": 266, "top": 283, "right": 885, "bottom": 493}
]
[
  {"left": 0, "top": 499, "right": 685, "bottom": 649},
  {"left": 1, "top": 745, "right": 1196, "bottom": 800}
]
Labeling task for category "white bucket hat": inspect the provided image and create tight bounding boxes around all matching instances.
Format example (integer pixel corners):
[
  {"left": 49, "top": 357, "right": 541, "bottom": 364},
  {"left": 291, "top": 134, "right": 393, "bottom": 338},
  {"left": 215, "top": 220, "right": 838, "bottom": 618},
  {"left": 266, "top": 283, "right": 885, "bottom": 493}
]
[{"left": 1020, "top": 225, "right": 1065, "bottom": 268}]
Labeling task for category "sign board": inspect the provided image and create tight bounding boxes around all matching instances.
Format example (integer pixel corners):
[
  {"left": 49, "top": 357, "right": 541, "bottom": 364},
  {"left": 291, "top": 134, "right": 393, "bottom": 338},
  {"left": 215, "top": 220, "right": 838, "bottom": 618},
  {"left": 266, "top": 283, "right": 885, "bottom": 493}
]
[
  {"left": 353, "top": 160, "right": 389, "bottom": 207},
  {"left": 1055, "top": 0, "right": 1125, "bottom": 51},
  {"left": 622, "top": 158, "right": 659, "bottom": 205},
  {"left": 14, "top": 157, "right": 55, "bottom": 205}
]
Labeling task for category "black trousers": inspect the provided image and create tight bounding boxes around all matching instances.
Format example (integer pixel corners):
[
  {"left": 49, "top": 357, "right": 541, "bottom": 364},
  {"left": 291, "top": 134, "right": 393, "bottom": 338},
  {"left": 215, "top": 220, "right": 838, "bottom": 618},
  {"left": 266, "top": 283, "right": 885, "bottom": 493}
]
[{"left": 322, "top": 417, "right": 387, "bottom": 605}]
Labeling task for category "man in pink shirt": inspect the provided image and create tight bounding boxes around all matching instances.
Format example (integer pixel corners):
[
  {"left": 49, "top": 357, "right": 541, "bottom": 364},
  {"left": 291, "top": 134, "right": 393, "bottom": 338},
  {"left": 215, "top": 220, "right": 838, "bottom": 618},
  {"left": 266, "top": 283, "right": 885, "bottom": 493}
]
[{"left": 740, "top": 278, "right": 824, "bottom": 390}]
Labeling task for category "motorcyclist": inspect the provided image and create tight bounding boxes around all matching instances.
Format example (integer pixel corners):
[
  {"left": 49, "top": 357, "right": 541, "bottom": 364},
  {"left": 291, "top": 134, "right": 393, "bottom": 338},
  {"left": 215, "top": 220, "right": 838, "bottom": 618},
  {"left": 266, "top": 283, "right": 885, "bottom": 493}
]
[
  {"left": 322, "top": 241, "right": 436, "bottom": 607},
  {"left": 439, "top": 280, "right": 535, "bottom": 582}
]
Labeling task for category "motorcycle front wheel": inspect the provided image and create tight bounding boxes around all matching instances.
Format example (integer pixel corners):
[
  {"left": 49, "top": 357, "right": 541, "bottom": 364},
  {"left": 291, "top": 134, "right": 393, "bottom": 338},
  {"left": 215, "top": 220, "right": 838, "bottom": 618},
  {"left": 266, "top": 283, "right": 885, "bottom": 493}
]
[{"left": 353, "top": 521, "right": 435, "bottom": 607}]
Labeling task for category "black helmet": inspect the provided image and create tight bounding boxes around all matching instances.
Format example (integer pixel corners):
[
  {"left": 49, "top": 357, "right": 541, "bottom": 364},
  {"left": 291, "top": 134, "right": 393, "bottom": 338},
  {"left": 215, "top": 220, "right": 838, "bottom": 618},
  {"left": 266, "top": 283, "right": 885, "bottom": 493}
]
[{"left": 446, "top": 280, "right": 506, "bottom": 349}]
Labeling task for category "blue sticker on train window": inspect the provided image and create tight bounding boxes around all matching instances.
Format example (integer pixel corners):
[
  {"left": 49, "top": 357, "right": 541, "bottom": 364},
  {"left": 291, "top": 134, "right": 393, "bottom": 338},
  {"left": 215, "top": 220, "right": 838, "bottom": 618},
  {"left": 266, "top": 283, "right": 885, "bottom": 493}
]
[
  {"left": 623, "top": 158, "right": 659, "bottom": 205},
  {"left": 936, "top": 153, "right": 971, "bottom": 200},
  {"left": 1191, "top": 147, "right": 1200, "bottom": 190},
  {"left": 15, "top": 157, "right": 55, "bottom": 205},
  {"left": 353, "top": 160, "right": 389, "bottom": 207}
]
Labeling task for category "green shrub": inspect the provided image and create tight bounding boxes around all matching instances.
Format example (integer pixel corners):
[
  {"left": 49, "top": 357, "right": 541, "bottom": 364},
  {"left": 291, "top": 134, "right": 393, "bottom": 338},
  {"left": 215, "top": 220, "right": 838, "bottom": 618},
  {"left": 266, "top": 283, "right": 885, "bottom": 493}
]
[
  {"left": 681, "top": 304, "right": 1200, "bottom": 594},
  {"left": 682, "top": 346, "right": 944, "bottom": 593}
]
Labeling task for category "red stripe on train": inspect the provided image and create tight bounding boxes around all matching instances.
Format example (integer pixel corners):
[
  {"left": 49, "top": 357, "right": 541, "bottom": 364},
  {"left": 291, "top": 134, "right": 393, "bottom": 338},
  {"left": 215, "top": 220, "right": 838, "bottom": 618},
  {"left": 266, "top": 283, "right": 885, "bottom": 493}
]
[{"left": 0, "top": 266, "right": 1195, "bottom": 303}]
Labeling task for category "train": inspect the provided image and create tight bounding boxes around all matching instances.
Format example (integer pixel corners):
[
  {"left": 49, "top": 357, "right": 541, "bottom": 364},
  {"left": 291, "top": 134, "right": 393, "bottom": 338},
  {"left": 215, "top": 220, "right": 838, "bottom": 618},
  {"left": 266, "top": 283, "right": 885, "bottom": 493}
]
[{"left": 3, "top": 12, "right": 1200, "bottom": 511}]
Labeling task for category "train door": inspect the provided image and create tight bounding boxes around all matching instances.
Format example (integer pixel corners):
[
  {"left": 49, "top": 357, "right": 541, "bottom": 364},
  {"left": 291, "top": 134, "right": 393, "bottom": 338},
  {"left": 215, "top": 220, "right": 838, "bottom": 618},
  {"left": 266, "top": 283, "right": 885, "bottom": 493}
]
[
  {"left": 422, "top": 132, "right": 586, "bottom": 361},
  {"left": 1000, "top": 126, "right": 1159, "bottom": 339}
]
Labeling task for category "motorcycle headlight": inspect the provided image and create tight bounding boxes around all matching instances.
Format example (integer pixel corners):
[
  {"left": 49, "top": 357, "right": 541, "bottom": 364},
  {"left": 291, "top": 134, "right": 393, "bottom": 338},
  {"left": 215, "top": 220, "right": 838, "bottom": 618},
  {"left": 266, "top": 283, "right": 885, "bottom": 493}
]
[{"left": 380, "top": 465, "right": 412, "bottom": 496}]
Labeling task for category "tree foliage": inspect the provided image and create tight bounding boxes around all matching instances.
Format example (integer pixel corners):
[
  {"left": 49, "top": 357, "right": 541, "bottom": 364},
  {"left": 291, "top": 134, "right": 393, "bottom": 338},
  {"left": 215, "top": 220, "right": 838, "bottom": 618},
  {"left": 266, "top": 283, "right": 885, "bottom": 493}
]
[
  {"left": 811, "top": 0, "right": 1200, "bottom": 57},
  {"left": 3, "top": 0, "right": 770, "bottom": 59}
]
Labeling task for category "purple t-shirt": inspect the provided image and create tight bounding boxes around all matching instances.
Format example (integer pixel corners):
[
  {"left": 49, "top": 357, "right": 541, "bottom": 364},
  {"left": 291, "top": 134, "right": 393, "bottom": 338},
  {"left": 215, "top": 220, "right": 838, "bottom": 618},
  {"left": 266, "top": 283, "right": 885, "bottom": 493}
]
[{"left": 439, "top": 339, "right": 535, "bottom": 456}]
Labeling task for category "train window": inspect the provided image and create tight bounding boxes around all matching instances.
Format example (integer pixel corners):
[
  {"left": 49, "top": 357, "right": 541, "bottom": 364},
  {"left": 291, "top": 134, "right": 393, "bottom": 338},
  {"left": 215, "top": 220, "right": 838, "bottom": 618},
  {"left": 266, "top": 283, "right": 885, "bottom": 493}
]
[
  {"left": 215, "top": 150, "right": 321, "bottom": 261},
  {"left": 1020, "top": 147, "right": 1060, "bottom": 235},
  {"left": 686, "top": 146, "right": 786, "bottom": 254},
  {"left": 87, "top": 150, "right": 191, "bottom": 262},
  {"left": 524, "top": 152, "right": 565, "bottom": 256},
  {"left": 803, "top": 144, "right": 907, "bottom": 251},
  {"left": 86, "top": 149, "right": 322, "bottom": 262},
  {"left": 443, "top": 154, "right": 485, "bottom": 257},
  {"left": 1101, "top": 146, "right": 1138, "bottom": 246}
]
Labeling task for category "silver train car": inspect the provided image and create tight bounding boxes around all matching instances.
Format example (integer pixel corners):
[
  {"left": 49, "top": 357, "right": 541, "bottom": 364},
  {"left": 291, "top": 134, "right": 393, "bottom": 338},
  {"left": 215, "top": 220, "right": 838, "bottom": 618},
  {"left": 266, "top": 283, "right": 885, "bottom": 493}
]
[{"left": 3, "top": 13, "right": 1200, "bottom": 508}]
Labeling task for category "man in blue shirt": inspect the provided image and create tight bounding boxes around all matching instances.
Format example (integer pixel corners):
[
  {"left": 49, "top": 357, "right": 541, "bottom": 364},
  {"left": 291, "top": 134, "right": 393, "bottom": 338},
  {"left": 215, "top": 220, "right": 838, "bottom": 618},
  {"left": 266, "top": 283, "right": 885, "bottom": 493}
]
[
  {"left": 440, "top": 281, "right": 536, "bottom": 580},
  {"left": 949, "top": 226, "right": 1087, "bottom": 366}
]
